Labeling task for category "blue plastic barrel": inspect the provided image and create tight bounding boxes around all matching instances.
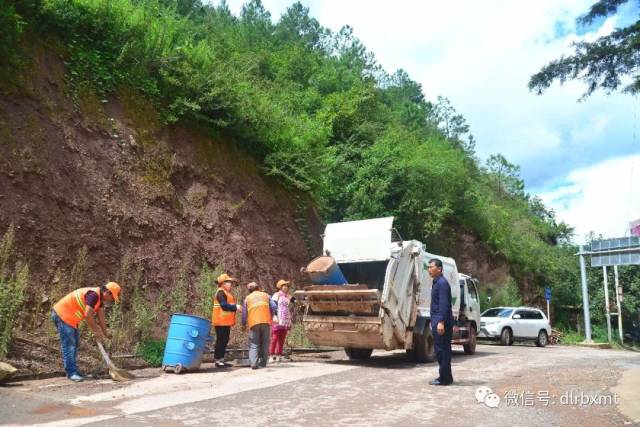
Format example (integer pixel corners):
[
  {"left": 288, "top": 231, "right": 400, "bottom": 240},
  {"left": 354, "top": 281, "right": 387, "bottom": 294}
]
[
  {"left": 305, "top": 256, "right": 348, "bottom": 285},
  {"left": 162, "top": 313, "right": 212, "bottom": 373}
]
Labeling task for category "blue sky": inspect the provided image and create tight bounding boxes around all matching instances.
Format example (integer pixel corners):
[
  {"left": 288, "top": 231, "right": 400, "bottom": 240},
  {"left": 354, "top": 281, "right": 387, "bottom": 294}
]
[{"left": 216, "top": 0, "right": 640, "bottom": 242}]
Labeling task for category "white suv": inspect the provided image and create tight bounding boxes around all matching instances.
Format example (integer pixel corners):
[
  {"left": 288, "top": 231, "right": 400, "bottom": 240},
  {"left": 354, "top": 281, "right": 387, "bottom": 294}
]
[{"left": 479, "top": 307, "right": 551, "bottom": 347}]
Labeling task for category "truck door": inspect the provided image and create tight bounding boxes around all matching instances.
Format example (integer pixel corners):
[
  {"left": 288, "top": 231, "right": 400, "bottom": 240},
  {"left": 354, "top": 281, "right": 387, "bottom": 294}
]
[
  {"left": 381, "top": 242, "right": 418, "bottom": 344},
  {"left": 467, "top": 279, "right": 481, "bottom": 322}
]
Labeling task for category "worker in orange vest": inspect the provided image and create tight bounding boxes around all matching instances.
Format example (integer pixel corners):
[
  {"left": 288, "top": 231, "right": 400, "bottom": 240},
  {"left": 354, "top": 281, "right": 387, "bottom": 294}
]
[
  {"left": 51, "top": 282, "right": 121, "bottom": 382},
  {"left": 242, "top": 282, "right": 276, "bottom": 369},
  {"left": 211, "top": 273, "right": 241, "bottom": 368}
]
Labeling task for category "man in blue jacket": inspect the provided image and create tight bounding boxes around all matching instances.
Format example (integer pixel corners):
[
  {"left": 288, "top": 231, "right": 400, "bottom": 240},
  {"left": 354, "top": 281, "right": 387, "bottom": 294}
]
[{"left": 428, "top": 258, "right": 454, "bottom": 386}]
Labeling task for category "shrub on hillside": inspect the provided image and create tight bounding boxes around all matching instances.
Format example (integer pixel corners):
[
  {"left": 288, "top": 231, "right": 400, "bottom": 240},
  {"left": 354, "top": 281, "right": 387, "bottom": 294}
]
[{"left": 0, "top": 225, "right": 29, "bottom": 359}]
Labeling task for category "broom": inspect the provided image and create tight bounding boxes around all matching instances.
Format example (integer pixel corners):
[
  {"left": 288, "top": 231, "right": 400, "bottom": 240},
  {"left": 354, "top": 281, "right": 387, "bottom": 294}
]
[{"left": 97, "top": 342, "right": 136, "bottom": 382}]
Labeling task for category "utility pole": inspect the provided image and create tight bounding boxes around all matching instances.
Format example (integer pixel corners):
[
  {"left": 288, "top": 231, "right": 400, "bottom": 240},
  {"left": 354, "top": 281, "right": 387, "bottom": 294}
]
[
  {"left": 546, "top": 299, "right": 550, "bottom": 324},
  {"left": 614, "top": 266, "right": 623, "bottom": 342},
  {"left": 602, "top": 266, "right": 612, "bottom": 342},
  {"left": 545, "top": 287, "right": 552, "bottom": 325},
  {"left": 578, "top": 245, "right": 592, "bottom": 342}
]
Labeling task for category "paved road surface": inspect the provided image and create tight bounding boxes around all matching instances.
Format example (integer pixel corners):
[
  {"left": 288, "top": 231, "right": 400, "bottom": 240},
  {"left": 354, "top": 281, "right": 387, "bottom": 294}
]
[{"left": 1, "top": 343, "right": 639, "bottom": 426}]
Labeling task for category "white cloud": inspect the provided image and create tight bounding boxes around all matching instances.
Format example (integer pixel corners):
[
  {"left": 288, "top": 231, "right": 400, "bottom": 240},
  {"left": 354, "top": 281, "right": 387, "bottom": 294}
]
[
  {"left": 538, "top": 153, "right": 640, "bottom": 243},
  {"left": 570, "top": 114, "right": 610, "bottom": 146},
  {"left": 501, "top": 122, "right": 563, "bottom": 158}
]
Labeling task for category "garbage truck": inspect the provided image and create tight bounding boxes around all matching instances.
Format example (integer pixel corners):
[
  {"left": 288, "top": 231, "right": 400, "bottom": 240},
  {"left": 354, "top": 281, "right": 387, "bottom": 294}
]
[{"left": 296, "top": 217, "right": 481, "bottom": 362}]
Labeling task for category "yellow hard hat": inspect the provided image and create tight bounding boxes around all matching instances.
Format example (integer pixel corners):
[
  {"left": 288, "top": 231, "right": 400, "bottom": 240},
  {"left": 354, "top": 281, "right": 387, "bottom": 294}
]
[
  {"left": 105, "top": 282, "right": 121, "bottom": 303},
  {"left": 276, "top": 279, "right": 290, "bottom": 290},
  {"left": 217, "top": 273, "right": 238, "bottom": 285}
]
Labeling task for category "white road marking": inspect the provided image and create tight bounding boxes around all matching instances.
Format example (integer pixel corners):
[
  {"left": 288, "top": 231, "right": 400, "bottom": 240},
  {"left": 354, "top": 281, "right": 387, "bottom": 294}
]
[
  {"left": 51, "top": 362, "right": 356, "bottom": 426},
  {"left": 10, "top": 415, "right": 119, "bottom": 427}
]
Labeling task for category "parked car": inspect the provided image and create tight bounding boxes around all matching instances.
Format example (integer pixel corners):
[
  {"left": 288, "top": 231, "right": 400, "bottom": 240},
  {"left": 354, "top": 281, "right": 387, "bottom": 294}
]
[{"left": 479, "top": 307, "right": 551, "bottom": 347}]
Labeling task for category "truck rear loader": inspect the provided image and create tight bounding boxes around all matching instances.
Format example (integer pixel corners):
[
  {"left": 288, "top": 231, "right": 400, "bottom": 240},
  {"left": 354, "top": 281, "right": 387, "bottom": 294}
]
[{"left": 296, "top": 217, "right": 481, "bottom": 362}]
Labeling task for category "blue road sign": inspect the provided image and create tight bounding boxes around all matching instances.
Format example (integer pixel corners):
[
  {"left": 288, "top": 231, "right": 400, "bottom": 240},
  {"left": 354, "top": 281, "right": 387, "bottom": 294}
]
[{"left": 545, "top": 287, "right": 551, "bottom": 301}]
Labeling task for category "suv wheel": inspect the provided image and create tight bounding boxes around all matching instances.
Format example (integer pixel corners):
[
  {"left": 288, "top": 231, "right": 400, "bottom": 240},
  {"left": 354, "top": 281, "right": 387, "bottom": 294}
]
[
  {"left": 500, "top": 327, "right": 512, "bottom": 346},
  {"left": 535, "top": 330, "right": 548, "bottom": 347}
]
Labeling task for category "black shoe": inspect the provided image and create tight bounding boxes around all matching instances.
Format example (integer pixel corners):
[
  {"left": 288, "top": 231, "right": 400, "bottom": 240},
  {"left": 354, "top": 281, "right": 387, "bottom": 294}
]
[{"left": 251, "top": 365, "right": 259, "bottom": 370}]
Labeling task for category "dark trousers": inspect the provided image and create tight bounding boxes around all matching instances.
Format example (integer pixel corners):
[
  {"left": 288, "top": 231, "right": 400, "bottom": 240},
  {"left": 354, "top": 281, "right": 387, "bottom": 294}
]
[
  {"left": 433, "top": 324, "right": 453, "bottom": 384},
  {"left": 214, "top": 326, "right": 231, "bottom": 360}
]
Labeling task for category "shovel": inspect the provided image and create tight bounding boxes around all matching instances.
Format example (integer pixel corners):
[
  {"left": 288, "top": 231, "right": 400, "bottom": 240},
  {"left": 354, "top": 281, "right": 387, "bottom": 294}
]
[{"left": 97, "top": 342, "right": 135, "bottom": 382}]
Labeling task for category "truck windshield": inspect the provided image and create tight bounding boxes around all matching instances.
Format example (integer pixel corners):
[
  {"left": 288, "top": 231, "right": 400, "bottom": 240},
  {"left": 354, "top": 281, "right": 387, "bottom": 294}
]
[{"left": 482, "top": 308, "right": 513, "bottom": 318}]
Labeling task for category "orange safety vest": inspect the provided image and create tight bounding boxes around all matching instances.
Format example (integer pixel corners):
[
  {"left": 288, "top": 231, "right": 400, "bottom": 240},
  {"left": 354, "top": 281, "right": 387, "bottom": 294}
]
[
  {"left": 53, "top": 287, "right": 101, "bottom": 329},
  {"left": 212, "top": 289, "right": 237, "bottom": 327},
  {"left": 245, "top": 291, "right": 272, "bottom": 329}
]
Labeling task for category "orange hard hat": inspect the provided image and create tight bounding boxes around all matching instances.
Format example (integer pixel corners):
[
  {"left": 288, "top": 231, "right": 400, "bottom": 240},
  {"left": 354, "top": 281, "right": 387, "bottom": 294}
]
[{"left": 105, "top": 282, "right": 121, "bottom": 303}]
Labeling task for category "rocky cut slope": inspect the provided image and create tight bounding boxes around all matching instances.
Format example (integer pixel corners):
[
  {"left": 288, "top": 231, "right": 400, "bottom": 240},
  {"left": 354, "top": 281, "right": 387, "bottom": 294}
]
[{"left": 0, "top": 44, "right": 322, "bottom": 334}]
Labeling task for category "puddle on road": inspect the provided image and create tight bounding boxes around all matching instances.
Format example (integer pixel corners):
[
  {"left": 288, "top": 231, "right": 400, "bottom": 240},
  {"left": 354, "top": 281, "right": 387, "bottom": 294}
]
[
  {"left": 69, "top": 406, "right": 100, "bottom": 417},
  {"left": 31, "top": 403, "right": 100, "bottom": 417},
  {"left": 32, "top": 403, "right": 64, "bottom": 414}
]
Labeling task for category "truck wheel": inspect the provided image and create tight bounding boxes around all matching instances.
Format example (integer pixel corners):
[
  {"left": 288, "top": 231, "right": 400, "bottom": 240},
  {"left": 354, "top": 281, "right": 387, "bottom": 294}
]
[
  {"left": 500, "top": 328, "right": 512, "bottom": 346},
  {"left": 463, "top": 325, "right": 477, "bottom": 355},
  {"left": 408, "top": 326, "right": 436, "bottom": 363},
  {"left": 344, "top": 347, "right": 373, "bottom": 360},
  {"left": 535, "top": 330, "right": 548, "bottom": 347}
]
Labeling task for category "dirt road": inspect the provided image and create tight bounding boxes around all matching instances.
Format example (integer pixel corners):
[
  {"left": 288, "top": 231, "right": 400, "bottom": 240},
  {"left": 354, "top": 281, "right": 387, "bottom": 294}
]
[{"left": 1, "top": 343, "right": 639, "bottom": 426}]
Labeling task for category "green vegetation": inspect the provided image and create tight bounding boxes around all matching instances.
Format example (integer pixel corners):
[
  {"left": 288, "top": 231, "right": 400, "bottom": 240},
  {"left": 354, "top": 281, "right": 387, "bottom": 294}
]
[
  {"left": 287, "top": 323, "right": 316, "bottom": 349},
  {"left": 479, "top": 280, "right": 523, "bottom": 309},
  {"left": 135, "top": 339, "right": 165, "bottom": 366},
  {"left": 582, "top": 262, "right": 640, "bottom": 343},
  {"left": 167, "top": 269, "right": 188, "bottom": 315},
  {"left": 557, "top": 324, "right": 617, "bottom": 345},
  {"left": 195, "top": 263, "right": 223, "bottom": 319},
  {"left": 69, "top": 246, "right": 88, "bottom": 289},
  {"left": 530, "top": 0, "right": 640, "bottom": 97},
  {"left": 0, "top": 225, "right": 29, "bottom": 358},
  {"left": 130, "top": 268, "right": 161, "bottom": 343}
]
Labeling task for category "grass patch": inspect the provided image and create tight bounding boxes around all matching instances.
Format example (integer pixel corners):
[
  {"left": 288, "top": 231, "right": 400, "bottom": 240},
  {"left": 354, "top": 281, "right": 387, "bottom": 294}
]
[
  {"left": 76, "top": 84, "right": 109, "bottom": 130},
  {"left": 230, "top": 192, "right": 253, "bottom": 211},
  {"left": 0, "top": 224, "right": 29, "bottom": 358},
  {"left": 140, "top": 146, "right": 176, "bottom": 191},
  {"left": 286, "top": 323, "right": 316, "bottom": 349},
  {"left": 135, "top": 339, "right": 165, "bottom": 367},
  {"left": 558, "top": 330, "right": 584, "bottom": 345},
  {"left": 117, "top": 85, "right": 160, "bottom": 148},
  {"left": 195, "top": 263, "right": 223, "bottom": 320},
  {"left": 557, "top": 323, "right": 620, "bottom": 346}
]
